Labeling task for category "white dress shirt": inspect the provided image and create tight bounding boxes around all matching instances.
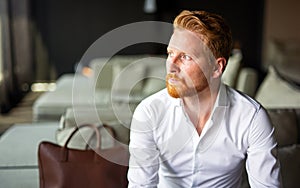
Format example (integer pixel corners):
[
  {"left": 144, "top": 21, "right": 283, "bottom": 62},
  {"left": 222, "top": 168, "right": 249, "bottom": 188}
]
[{"left": 128, "top": 84, "right": 281, "bottom": 187}]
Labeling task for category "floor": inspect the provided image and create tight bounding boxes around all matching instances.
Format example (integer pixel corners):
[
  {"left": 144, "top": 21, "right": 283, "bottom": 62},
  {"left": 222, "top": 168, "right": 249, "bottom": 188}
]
[{"left": 0, "top": 92, "right": 43, "bottom": 136}]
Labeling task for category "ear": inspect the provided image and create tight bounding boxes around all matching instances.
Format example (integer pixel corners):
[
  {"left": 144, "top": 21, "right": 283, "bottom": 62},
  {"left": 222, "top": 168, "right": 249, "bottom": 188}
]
[{"left": 212, "top": 57, "right": 227, "bottom": 78}]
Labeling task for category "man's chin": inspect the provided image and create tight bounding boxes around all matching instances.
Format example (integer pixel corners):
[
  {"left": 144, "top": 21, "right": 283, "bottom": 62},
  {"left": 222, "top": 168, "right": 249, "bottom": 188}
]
[{"left": 167, "top": 86, "right": 180, "bottom": 98}]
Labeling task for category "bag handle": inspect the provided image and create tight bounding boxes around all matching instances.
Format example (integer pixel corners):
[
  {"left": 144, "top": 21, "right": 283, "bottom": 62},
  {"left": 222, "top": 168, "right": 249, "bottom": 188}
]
[
  {"left": 85, "top": 124, "right": 117, "bottom": 150},
  {"left": 64, "top": 124, "right": 101, "bottom": 149}
]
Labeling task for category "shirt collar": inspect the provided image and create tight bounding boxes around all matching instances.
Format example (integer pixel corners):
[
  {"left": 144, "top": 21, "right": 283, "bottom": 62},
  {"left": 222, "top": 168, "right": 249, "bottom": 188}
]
[{"left": 215, "top": 83, "right": 230, "bottom": 108}]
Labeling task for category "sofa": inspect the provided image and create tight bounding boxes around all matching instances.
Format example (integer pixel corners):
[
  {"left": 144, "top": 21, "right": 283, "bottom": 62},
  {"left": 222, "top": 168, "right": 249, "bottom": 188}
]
[
  {"left": 222, "top": 49, "right": 258, "bottom": 97},
  {"left": 241, "top": 108, "right": 300, "bottom": 188},
  {"left": 251, "top": 38, "right": 300, "bottom": 187},
  {"left": 33, "top": 49, "right": 260, "bottom": 121},
  {"left": 0, "top": 123, "right": 59, "bottom": 188},
  {"left": 33, "top": 55, "right": 167, "bottom": 122}
]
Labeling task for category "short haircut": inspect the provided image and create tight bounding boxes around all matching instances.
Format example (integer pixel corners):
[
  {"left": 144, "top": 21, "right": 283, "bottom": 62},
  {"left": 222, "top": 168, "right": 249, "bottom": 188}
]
[{"left": 173, "top": 10, "right": 233, "bottom": 61}]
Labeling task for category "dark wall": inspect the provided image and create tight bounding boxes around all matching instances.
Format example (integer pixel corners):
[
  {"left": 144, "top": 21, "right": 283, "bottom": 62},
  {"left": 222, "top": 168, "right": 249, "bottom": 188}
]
[
  {"left": 157, "top": 0, "right": 265, "bottom": 70},
  {"left": 32, "top": 0, "right": 265, "bottom": 78},
  {"left": 32, "top": 0, "right": 158, "bottom": 77}
]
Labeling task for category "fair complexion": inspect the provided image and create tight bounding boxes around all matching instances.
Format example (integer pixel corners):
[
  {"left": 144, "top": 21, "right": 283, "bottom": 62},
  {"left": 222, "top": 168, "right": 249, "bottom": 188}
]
[{"left": 166, "top": 28, "right": 226, "bottom": 135}]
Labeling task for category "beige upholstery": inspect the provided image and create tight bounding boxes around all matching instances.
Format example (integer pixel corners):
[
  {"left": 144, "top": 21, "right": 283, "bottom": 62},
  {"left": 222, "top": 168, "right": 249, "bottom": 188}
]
[
  {"left": 0, "top": 123, "right": 58, "bottom": 188},
  {"left": 90, "top": 55, "right": 166, "bottom": 93},
  {"left": 33, "top": 55, "right": 167, "bottom": 122},
  {"left": 278, "top": 144, "right": 300, "bottom": 188},
  {"left": 240, "top": 109, "right": 300, "bottom": 188},
  {"left": 222, "top": 49, "right": 242, "bottom": 88},
  {"left": 255, "top": 66, "right": 300, "bottom": 109},
  {"left": 236, "top": 68, "right": 258, "bottom": 97},
  {"left": 89, "top": 57, "right": 113, "bottom": 90},
  {"left": 57, "top": 107, "right": 132, "bottom": 146},
  {"left": 268, "top": 109, "right": 299, "bottom": 147}
]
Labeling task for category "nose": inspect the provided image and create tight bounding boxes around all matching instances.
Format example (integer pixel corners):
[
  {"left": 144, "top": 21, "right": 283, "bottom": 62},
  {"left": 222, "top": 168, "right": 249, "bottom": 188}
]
[{"left": 167, "top": 55, "right": 180, "bottom": 73}]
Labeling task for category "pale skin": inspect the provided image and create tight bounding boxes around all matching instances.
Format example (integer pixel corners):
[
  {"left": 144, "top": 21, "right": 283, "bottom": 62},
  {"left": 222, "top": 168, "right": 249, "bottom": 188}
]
[{"left": 166, "top": 28, "right": 227, "bottom": 135}]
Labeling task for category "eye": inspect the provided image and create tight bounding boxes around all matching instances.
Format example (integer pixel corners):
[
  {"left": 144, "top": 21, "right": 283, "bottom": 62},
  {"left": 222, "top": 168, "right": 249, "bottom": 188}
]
[{"left": 181, "top": 54, "right": 192, "bottom": 61}]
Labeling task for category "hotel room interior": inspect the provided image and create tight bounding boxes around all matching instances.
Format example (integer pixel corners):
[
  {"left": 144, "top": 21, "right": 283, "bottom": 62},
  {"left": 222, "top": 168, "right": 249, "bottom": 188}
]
[{"left": 0, "top": 0, "right": 299, "bottom": 187}]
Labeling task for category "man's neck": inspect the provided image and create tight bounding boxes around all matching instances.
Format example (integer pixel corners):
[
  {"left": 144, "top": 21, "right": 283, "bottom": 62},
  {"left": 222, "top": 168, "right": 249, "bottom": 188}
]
[{"left": 182, "top": 84, "right": 220, "bottom": 135}]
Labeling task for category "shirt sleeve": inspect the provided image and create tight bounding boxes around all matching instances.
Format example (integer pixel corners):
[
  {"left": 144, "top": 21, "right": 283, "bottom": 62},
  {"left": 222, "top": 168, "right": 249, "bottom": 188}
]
[
  {"left": 246, "top": 107, "right": 282, "bottom": 187},
  {"left": 127, "top": 102, "right": 160, "bottom": 188}
]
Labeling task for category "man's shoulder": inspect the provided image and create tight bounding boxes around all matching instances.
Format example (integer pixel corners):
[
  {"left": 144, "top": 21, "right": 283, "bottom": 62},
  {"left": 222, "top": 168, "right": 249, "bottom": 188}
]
[{"left": 226, "top": 86, "right": 261, "bottom": 112}]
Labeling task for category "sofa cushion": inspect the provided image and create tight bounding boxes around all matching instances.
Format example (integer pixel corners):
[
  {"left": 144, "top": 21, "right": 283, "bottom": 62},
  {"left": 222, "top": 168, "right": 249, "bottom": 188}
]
[
  {"left": 90, "top": 55, "right": 166, "bottom": 97},
  {"left": 278, "top": 144, "right": 300, "bottom": 188},
  {"left": 264, "top": 39, "right": 300, "bottom": 84},
  {"left": 58, "top": 107, "right": 131, "bottom": 144},
  {"left": 89, "top": 57, "right": 113, "bottom": 90},
  {"left": 56, "top": 125, "right": 116, "bottom": 150},
  {"left": 0, "top": 123, "right": 58, "bottom": 167},
  {"left": 112, "top": 57, "right": 146, "bottom": 93},
  {"left": 142, "top": 56, "right": 166, "bottom": 96},
  {"left": 255, "top": 66, "right": 300, "bottom": 108},
  {"left": 236, "top": 68, "right": 258, "bottom": 97},
  {"left": 222, "top": 49, "right": 242, "bottom": 87},
  {"left": 267, "top": 109, "right": 299, "bottom": 147}
]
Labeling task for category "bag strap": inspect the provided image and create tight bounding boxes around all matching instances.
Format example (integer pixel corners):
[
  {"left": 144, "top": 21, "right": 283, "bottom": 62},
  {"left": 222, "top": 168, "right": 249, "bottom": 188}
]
[
  {"left": 63, "top": 124, "right": 101, "bottom": 149},
  {"left": 85, "top": 124, "right": 117, "bottom": 150}
]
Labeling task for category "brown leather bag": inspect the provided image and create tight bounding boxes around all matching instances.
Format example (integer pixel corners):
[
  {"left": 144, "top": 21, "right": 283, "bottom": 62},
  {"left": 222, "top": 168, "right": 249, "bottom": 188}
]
[{"left": 38, "top": 124, "right": 129, "bottom": 188}]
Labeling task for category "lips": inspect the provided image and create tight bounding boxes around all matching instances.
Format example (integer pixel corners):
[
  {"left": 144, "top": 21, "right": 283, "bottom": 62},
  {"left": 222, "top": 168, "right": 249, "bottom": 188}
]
[
  {"left": 168, "top": 78, "right": 179, "bottom": 85},
  {"left": 166, "top": 74, "right": 180, "bottom": 85}
]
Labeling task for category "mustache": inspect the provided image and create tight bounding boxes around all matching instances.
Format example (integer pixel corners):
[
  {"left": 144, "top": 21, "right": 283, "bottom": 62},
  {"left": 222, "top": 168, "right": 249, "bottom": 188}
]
[{"left": 166, "top": 73, "right": 181, "bottom": 80}]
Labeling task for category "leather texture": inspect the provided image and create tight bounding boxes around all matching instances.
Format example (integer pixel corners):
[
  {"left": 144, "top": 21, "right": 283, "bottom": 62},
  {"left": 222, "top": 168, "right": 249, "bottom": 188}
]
[{"left": 38, "top": 124, "right": 129, "bottom": 188}]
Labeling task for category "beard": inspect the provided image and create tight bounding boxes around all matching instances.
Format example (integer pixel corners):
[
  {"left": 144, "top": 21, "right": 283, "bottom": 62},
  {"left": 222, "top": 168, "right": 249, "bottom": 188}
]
[
  {"left": 166, "top": 73, "right": 209, "bottom": 99},
  {"left": 166, "top": 74, "right": 180, "bottom": 98}
]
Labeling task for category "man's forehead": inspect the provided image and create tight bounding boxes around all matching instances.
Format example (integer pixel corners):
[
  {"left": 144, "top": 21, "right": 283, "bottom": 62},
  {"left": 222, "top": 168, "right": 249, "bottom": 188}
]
[
  {"left": 168, "top": 28, "right": 207, "bottom": 56},
  {"left": 172, "top": 28, "right": 202, "bottom": 42}
]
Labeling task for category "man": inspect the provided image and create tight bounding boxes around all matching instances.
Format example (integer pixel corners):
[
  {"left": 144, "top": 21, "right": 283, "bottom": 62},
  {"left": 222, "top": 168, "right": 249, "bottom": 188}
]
[{"left": 128, "top": 10, "right": 281, "bottom": 187}]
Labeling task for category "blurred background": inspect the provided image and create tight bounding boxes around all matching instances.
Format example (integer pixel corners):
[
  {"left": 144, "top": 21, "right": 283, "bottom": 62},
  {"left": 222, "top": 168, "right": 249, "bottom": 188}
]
[
  {"left": 0, "top": 0, "right": 299, "bottom": 113},
  {"left": 0, "top": 2, "right": 299, "bottom": 187}
]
